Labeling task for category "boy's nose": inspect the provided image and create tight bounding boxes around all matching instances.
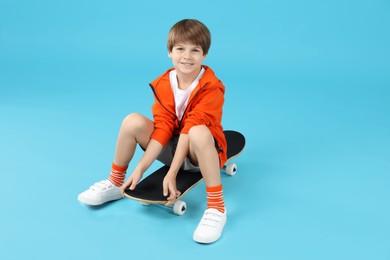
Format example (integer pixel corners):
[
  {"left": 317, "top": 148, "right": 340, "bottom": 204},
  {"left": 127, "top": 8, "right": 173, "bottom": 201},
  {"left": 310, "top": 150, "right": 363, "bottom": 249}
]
[{"left": 183, "top": 52, "right": 192, "bottom": 59}]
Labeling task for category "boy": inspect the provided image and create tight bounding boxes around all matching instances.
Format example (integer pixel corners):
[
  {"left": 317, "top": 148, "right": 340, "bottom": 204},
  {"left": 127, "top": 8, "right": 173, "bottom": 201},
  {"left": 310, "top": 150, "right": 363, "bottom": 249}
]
[{"left": 78, "top": 19, "right": 228, "bottom": 244}]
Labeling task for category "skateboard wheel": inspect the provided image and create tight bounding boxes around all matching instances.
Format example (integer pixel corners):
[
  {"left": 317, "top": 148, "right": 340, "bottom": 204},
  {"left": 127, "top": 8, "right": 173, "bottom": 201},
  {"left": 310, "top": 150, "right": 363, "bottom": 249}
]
[
  {"left": 172, "top": 200, "right": 186, "bottom": 216},
  {"left": 225, "top": 163, "right": 237, "bottom": 176},
  {"left": 140, "top": 202, "right": 151, "bottom": 206}
]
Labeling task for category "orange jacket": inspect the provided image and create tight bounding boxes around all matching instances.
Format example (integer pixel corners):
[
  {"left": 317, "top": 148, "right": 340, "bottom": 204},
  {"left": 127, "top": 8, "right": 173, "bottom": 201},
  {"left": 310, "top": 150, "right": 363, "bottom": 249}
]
[{"left": 149, "top": 66, "right": 227, "bottom": 168}]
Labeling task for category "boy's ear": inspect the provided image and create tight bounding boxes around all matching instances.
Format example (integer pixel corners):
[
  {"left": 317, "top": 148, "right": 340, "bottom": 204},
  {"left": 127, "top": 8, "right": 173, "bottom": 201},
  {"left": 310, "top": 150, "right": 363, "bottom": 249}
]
[{"left": 168, "top": 52, "right": 172, "bottom": 58}]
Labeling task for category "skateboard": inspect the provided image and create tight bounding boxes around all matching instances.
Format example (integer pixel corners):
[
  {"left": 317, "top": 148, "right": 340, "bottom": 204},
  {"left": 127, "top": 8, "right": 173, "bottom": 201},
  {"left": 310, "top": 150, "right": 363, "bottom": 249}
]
[{"left": 124, "top": 130, "right": 245, "bottom": 215}]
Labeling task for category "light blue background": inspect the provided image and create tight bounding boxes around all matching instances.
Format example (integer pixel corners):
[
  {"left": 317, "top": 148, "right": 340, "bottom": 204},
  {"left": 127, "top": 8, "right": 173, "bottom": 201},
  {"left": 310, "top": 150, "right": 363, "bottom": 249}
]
[{"left": 1, "top": 0, "right": 389, "bottom": 259}]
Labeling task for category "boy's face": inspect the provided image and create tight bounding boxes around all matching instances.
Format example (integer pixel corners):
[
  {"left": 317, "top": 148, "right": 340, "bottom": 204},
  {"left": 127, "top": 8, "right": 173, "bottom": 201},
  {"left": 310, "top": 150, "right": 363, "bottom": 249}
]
[{"left": 168, "top": 42, "right": 206, "bottom": 77}]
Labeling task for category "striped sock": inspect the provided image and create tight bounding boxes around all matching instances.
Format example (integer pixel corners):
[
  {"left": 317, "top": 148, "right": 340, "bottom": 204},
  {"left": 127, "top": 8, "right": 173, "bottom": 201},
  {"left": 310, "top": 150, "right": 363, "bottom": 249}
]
[
  {"left": 108, "top": 163, "right": 128, "bottom": 187},
  {"left": 206, "top": 184, "right": 225, "bottom": 213}
]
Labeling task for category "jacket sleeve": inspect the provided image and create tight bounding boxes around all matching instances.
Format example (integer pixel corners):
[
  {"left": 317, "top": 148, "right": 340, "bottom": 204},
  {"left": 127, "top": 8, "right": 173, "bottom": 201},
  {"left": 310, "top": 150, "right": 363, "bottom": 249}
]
[
  {"left": 150, "top": 97, "right": 177, "bottom": 146},
  {"left": 181, "top": 84, "right": 224, "bottom": 134}
]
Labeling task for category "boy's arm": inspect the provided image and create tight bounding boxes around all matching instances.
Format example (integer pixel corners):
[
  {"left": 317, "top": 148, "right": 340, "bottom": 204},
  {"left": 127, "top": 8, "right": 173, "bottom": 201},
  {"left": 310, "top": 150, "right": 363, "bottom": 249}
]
[
  {"left": 151, "top": 96, "right": 176, "bottom": 147},
  {"left": 163, "top": 134, "right": 189, "bottom": 202},
  {"left": 136, "top": 139, "right": 164, "bottom": 173},
  {"left": 121, "top": 139, "right": 163, "bottom": 193},
  {"left": 168, "top": 134, "right": 189, "bottom": 175}
]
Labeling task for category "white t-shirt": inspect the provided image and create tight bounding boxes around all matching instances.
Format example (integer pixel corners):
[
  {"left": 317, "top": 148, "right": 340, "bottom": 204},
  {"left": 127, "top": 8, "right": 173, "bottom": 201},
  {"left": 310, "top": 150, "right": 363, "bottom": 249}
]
[{"left": 170, "top": 67, "right": 205, "bottom": 120}]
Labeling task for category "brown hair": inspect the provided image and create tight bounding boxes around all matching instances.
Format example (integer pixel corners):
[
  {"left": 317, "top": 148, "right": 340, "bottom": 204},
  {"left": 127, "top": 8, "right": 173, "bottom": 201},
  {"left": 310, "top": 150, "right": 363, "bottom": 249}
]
[{"left": 167, "top": 19, "right": 211, "bottom": 55}]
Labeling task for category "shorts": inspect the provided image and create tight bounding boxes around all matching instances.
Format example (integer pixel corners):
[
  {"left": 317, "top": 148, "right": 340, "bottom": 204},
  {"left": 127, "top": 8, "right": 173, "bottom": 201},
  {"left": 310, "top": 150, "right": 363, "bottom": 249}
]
[{"left": 156, "top": 135, "right": 200, "bottom": 172}]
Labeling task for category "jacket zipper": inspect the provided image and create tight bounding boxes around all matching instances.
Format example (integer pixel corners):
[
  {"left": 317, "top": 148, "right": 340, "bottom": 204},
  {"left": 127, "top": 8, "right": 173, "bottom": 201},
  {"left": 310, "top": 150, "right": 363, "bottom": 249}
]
[{"left": 149, "top": 83, "right": 177, "bottom": 120}]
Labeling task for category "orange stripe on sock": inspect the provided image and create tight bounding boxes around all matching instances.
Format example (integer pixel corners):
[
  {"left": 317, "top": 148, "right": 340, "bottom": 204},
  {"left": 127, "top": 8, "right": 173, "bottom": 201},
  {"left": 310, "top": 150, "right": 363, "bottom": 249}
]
[
  {"left": 112, "top": 163, "right": 128, "bottom": 172},
  {"left": 206, "top": 184, "right": 223, "bottom": 193}
]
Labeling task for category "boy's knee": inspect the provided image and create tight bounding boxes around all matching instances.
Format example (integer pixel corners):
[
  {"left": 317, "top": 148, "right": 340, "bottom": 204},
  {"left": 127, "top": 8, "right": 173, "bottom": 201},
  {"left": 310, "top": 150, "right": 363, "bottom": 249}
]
[
  {"left": 122, "top": 113, "right": 147, "bottom": 131},
  {"left": 189, "top": 125, "right": 213, "bottom": 147}
]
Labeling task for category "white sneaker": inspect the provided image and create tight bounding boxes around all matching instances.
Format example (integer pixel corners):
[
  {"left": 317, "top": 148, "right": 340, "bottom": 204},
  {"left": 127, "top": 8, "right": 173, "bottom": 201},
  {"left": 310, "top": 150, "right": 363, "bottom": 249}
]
[
  {"left": 78, "top": 180, "right": 123, "bottom": 206},
  {"left": 193, "top": 208, "right": 227, "bottom": 244}
]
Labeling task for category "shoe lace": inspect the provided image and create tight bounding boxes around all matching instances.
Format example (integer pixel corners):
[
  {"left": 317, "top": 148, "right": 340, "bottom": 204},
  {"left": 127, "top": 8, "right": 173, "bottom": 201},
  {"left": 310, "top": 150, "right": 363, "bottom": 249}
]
[
  {"left": 200, "top": 211, "right": 223, "bottom": 228},
  {"left": 90, "top": 180, "right": 112, "bottom": 191}
]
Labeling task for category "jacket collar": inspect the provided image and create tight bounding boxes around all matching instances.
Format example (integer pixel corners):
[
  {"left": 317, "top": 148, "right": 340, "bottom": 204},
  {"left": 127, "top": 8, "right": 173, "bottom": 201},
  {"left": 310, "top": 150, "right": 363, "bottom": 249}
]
[{"left": 150, "top": 65, "right": 219, "bottom": 89}]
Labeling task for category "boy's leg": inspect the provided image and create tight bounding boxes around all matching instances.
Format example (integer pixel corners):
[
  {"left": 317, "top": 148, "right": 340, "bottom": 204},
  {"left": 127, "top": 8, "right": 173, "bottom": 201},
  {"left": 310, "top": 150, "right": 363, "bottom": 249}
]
[
  {"left": 113, "top": 113, "right": 154, "bottom": 167},
  {"left": 187, "top": 125, "right": 226, "bottom": 244},
  {"left": 78, "top": 113, "right": 154, "bottom": 206},
  {"left": 108, "top": 113, "right": 155, "bottom": 186}
]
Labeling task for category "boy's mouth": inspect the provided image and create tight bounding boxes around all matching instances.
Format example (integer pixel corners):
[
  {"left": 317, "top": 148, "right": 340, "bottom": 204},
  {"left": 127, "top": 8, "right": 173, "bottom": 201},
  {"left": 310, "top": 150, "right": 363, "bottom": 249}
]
[{"left": 180, "top": 62, "right": 194, "bottom": 66}]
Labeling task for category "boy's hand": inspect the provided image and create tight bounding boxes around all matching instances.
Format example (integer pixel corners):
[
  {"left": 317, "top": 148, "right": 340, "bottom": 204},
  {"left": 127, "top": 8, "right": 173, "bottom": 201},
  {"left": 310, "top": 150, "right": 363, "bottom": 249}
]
[
  {"left": 121, "top": 170, "right": 143, "bottom": 196},
  {"left": 163, "top": 173, "right": 181, "bottom": 206}
]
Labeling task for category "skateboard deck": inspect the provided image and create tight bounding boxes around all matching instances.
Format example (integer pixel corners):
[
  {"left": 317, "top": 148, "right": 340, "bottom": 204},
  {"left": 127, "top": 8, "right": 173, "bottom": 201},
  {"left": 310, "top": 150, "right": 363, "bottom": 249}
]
[{"left": 124, "top": 130, "right": 245, "bottom": 215}]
